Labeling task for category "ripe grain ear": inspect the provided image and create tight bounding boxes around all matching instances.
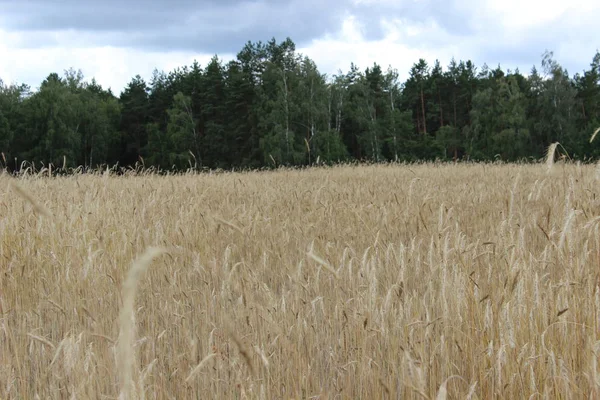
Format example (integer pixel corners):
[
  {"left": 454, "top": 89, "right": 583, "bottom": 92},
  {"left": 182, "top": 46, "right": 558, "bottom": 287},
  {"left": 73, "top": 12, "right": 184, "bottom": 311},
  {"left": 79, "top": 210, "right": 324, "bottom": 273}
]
[
  {"left": 117, "top": 247, "right": 166, "bottom": 400},
  {"left": 590, "top": 127, "right": 600, "bottom": 143},
  {"left": 545, "top": 142, "right": 558, "bottom": 171}
]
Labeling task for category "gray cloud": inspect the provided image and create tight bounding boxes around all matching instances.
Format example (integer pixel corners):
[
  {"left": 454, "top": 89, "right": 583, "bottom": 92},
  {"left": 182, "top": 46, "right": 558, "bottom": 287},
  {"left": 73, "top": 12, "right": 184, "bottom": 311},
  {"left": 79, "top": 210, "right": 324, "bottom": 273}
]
[
  {"left": 0, "top": 0, "right": 478, "bottom": 53},
  {"left": 0, "top": 0, "right": 597, "bottom": 79},
  {"left": 0, "top": 0, "right": 349, "bottom": 53},
  {"left": 474, "top": 16, "right": 598, "bottom": 76},
  {"left": 349, "top": 0, "right": 478, "bottom": 42}
]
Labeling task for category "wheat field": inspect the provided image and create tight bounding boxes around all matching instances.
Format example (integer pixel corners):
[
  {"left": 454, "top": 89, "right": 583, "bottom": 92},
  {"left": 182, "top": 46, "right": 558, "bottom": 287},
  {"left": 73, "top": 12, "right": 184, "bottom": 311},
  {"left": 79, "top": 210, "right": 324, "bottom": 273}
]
[{"left": 0, "top": 162, "right": 599, "bottom": 399}]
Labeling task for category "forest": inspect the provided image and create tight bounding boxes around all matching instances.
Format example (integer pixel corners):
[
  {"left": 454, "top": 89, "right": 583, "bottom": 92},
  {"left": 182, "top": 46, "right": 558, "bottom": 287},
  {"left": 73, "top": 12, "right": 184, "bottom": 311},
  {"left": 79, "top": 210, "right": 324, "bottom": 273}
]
[{"left": 0, "top": 37, "right": 599, "bottom": 172}]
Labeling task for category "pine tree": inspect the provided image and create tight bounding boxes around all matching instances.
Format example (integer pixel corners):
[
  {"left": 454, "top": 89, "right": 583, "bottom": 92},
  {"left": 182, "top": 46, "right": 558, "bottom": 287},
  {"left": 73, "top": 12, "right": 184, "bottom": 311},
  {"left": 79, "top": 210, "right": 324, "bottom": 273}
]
[
  {"left": 258, "top": 38, "right": 305, "bottom": 166},
  {"left": 201, "top": 56, "right": 227, "bottom": 168},
  {"left": 120, "top": 75, "right": 149, "bottom": 166},
  {"left": 0, "top": 80, "right": 29, "bottom": 168},
  {"left": 165, "top": 92, "right": 200, "bottom": 169},
  {"left": 405, "top": 60, "right": 429, "bottom": 135},
  {"left": 224, "top": 60, "right": 260, "bottom": 168}
]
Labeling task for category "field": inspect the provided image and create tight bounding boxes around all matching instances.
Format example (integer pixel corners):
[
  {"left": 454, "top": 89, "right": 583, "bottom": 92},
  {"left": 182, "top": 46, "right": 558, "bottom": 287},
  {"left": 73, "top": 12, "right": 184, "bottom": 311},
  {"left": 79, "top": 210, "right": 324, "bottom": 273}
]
[{"left": 0, "top": 162, "right": 599, "bottom": 399}]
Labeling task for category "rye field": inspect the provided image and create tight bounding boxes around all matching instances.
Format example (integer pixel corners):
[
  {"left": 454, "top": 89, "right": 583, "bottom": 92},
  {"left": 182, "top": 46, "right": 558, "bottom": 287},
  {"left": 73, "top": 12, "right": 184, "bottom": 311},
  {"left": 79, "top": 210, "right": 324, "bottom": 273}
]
[{"left": 0, "top": 162, "right": 599, "bottom": 399}]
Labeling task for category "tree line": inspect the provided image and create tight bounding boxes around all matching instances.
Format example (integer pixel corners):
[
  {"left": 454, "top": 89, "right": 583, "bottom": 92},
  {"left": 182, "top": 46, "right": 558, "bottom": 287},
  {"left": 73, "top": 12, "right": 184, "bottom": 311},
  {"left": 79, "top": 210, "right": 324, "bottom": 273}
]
[{"left": 1, "top": 37, "right": 599, "bottom": 172}]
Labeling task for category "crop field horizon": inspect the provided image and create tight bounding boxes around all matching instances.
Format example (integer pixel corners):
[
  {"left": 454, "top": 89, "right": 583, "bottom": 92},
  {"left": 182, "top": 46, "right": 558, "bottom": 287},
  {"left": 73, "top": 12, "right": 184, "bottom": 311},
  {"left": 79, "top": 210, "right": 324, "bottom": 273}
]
[{"left": 1, "top": 162, "right": 599, "bottom": 399}]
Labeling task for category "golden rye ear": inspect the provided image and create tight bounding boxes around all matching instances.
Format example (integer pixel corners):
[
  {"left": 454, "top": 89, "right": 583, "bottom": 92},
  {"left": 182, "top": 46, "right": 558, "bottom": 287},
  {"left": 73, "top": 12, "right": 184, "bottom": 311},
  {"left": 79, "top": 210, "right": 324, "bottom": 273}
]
[
  {"left": 590, "top": 127, "right": 600, "bottom": 143},
  {"left": 545, "top": 142, "right": 558, "bottom": 171},
  {"left": 117, "top": 247, "right": 166, "bottom": 400}
]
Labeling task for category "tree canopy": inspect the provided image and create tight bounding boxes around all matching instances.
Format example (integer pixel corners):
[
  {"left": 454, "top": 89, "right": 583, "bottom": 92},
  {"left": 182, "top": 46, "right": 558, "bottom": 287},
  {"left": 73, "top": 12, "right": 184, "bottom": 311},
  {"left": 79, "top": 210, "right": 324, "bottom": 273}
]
[{"left": 1, "top": 39, "right": 599, "bottom": 172}]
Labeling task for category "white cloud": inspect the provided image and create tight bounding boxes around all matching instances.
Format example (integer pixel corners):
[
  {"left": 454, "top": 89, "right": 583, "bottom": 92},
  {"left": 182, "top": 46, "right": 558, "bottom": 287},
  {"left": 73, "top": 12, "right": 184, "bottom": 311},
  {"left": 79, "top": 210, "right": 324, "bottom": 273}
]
[
  {"left": 302, "top": 1, "right": 600, "bottom": 80},
  {"left": 483, "top": 0, "right": 591, "bottom": 30},
  {"left": 299, "top": 15, "right": 461, "bottom": 81},
  {"left": 0, "top": 28, "right": 231, "bottom": 93}
]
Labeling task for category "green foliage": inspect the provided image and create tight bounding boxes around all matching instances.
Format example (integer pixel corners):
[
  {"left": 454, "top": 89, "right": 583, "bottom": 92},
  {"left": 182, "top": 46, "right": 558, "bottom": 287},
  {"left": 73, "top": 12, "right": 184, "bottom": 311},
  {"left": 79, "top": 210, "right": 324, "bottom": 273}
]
[
  {"left": 145, "top": 122, "right": 173, "bottom": 169},
  {"left": 0, "top": 79, "right": 28, "bottom": 165},
  {"left": 223, "top": 60, "right": 260, "bottom": 168},
  {"left": 201, "top": 56, "right": 227, "bottom": 168},
  {"left": 312, "top": 129, "right": 348, "bottom": 163},
  {"left": 436, "top": 125, "right": 461, "bottom": 159},
  {"left": 468, "top": 74, "right": 530, "bottom": 160},
  {"left": 165, "top": 92, "right": 199, "bottom": 169},
  {"left": 2, "top": 39, "right": 599, "bottom": 172},
  {"left": 120, "top": 75, "right": 149, "bottom": 166},
  {"left": 256, "top": 39, "right": 313, "bottom": 166}
]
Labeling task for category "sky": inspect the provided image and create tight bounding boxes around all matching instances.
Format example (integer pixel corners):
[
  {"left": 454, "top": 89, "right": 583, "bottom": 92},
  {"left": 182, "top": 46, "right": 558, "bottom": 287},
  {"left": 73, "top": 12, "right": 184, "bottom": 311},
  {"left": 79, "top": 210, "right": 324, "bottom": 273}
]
[{"left": 0, "top": 0, "right": 598, "bottom": 94}]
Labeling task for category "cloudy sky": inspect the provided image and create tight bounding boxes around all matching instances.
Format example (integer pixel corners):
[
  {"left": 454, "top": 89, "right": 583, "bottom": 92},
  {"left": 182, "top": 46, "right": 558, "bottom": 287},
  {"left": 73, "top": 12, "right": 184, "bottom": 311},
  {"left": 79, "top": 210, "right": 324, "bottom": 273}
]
[{"left": 0, "top": 0, "right": 598, "bottom": 93}]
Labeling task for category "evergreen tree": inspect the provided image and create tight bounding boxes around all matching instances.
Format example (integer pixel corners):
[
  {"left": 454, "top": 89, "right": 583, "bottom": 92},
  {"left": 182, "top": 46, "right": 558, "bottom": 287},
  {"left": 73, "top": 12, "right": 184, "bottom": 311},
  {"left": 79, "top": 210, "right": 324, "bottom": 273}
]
[
  {"left": 258, "top": 38, "right": 305, "bottom": 166},
  {"left": 0, "top": 80, "right": 29, "bottom": 168},
  {"left": 382, "top": 68, "right": 414, "bottom": 161},
  {"left": 78, "top": 79, "right": 121, "bottom": 168},
  {"left": 574, "top": 51, "right": 600, "bottom": 157},
  {"left": 201, "top": 56, "right": 227, "bottom": 168},
  {"left": 165, "top": 92, "right": 200, "bottom": 169},
  {"left": 404, "top": 59, "right": 430, "bottom": 135},
  {"left": 2, "top": 39, "right": 599, "bottom": 169},
  {"left": 120, "top": 75, "right": 149, "bottom": 166},
  {"left": 224, "top": 59, "right": 260, "bottom": 168},
  {"left": 340, "top": 63, "right": 368, "bottom": 159}
]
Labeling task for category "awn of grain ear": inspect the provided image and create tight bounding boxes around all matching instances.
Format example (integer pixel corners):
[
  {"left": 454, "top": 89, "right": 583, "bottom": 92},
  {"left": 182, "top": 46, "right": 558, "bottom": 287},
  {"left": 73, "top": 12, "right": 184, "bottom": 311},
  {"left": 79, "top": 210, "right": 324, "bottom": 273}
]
[
  {"left": 466, "top": 381, "right": 478, "bottom": 400},
  {"left": 140, "top": 358, "right": 158, "bottom": 385},
  {"left": 10, "top": 182, "right": 51, "bottom": 217},
  {"left": 307, "top": 250, "right": 339, "bottom": 279},
  {"left": 254, "top": 345, "right": 270, "bottom": 370},
  {"left": 27, "top": 333, "right": 55, "bottom": 349},
  {"left": 185, "top": 353, "right": 217, "bottom": 383},
  {"left": 117, "top": 247, "right": 166, "bottom": 400},
  {"left": 438, "top": 375, "right": 468, "bottom": 400},
  {"left": 49, "top": 339, "right": 66, "bottom": 368},
  {"left": 214, "top": 216, "right": 244, "bottom": 235},
  {"left": 558, "top": 209, "right": 576, "bottom": 250},
  {"left": 436, "top": 379, "right": 448, "bottom": 400},
  {"left": 593, "top": 341, "right": 600, "bottom": 388}
]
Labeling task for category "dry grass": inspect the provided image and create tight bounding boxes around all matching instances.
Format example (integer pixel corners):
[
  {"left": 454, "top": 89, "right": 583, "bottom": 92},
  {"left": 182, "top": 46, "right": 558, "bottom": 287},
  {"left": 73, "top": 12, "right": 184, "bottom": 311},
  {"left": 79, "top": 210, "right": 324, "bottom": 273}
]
[{"left": 0, "top": 162, "right": 599, "bottom": 399}]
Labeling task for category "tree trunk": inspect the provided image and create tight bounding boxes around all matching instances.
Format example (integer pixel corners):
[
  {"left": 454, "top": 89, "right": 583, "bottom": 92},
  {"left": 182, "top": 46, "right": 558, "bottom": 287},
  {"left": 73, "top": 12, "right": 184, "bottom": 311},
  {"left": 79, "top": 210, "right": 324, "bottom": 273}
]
[
  {"left": 327, "top": 87, "right": 332, "bottom": 132},
  {"left": 336, "top": 87, "right": 343, "bottom": 134},
  {"left": 453, "top": 90, "right": 458, "bottom": 126},
  {"left": 438, "top": 90, "right": 444, "bottom": 126},
  {"left": 390, "top": 90, "right": 398, "bottom": 161},
  {"left": 421, "top": 87, "right": 427, "bottom": 135}
]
